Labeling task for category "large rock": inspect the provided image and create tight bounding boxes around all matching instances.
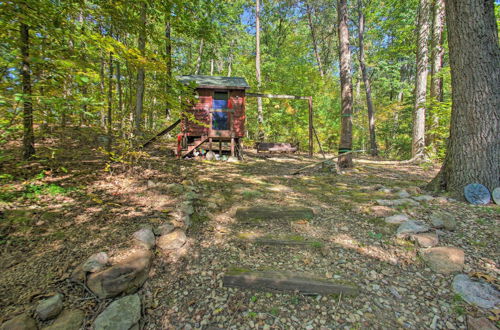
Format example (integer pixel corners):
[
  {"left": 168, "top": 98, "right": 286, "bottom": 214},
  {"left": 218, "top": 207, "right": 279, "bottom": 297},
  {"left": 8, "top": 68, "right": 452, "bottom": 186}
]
[
  {"left": 384, "top": 214, "right": 409, "bottom": 224},
  {"left": 467, "top": 317, "right": 497, "bottom": 330},
  {"left": 411, "top": 232, "right": 439, "bottom": 247},
  {"left": 180, "top": 201, "right": 194, "bottom": 216},
  {"left": 430, "top": 212, "right": 457, "bottom": 231},
  {"left": 93, "top": 294, "right": 141, "bottom": 330},
  {"left": 235, "top": 206, "right": 314, "bottom": 222},
  {"left": 453, "top": 274, "right": 500, "bottom": 309},
  {"left": 82, "top": 252, "right": 109, "bottom": 273},
  {"left": 35, "top": 294, "right": 63, "bottom": 321},
  {"left": 396, "top": 190, "right": 410, "bottom": 198},
  {"left": 132, "top": 228, "right": 155, "bottom": 250},
  {"left": 376, "top": 199, "right": 419, "bottom": 207},
  {"left": 413, "top": 195, "right": 434, "bottom": 202},
  {"left": 157, "top": 229, "right": 187, "bottom": 253},
  {"left": 87, "top": 249, "right": 152, "bottom": 299},
  {"left": 153, "top": 222, "right": 175, "bottom": 236},
  {"left": 43, "top": 309, "right": 84, "bottom": 330},
  {"left": 0, "top": 314, "right": 37, "bottom": 330},
  {"left": 396, "top": 220, "right": 430, "bottom": 238},
  {"left": 421, "top": 247, "right": 464, "bottom": 274}
]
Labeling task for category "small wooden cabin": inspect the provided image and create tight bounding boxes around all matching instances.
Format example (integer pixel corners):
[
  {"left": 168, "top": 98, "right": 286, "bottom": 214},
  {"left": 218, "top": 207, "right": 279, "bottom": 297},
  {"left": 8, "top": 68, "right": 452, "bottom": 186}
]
[{"left": 177, "top": 75, "right": 249, "bottom": 158}]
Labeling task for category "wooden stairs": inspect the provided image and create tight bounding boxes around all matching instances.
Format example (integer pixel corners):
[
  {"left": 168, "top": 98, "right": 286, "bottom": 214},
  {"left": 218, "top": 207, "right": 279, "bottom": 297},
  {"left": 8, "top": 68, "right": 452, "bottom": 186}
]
[{"left": 181, "top": 135, "right": 208, "bottom": 158}]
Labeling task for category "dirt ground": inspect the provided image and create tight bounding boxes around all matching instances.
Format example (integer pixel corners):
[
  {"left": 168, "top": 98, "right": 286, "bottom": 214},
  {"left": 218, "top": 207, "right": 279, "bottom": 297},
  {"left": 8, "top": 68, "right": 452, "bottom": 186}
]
[{"left": 1, "top": 129, "right": 498, "bottom": 329}]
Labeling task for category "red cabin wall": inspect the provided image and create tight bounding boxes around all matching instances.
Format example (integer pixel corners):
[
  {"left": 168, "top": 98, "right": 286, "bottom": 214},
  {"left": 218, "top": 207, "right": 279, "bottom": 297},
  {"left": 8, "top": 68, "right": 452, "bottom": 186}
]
[{"left": 230, "top": 90, "right": 245, "bottom": 138}]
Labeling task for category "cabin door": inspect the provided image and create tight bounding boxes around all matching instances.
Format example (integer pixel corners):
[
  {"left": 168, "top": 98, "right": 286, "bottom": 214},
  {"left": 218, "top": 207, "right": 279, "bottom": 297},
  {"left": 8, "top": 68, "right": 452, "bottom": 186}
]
[{"left": 210, "top": 91, "right": 232, "bottom": 136}]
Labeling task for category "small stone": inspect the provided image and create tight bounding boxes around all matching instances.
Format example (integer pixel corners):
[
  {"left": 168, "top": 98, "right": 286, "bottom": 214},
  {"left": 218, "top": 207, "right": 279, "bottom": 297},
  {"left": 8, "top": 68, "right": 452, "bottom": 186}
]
[
  {"left": 147, "top": 180, "right": 155, "bottom": 188},
  {"left": 227, "top": 156, "right": 239, "bottom": 163},
  {"left": 0, "top": 314, "right": 37, "bottom": 330},
  {"left": 82, "top": 252, "right": 109, "bottom": 273},
  {"left": 184, "top": 191, "right": 198, "bottom": 201},
  {"left": 87, "top": 249, "right": 152, "bottom": 299},
  {"left": 434, "top": 197, "right": 448, "bottom": 204},
  {"left": 467, "top": 317, "right": 497, "bottom": 330},
  {"left": 397, "top": 190, "right": 410, "bottom": 198},
  {"left": 153, "top": 222, "right": 175, "bottom": 236},
  {"left": 385, "top": 214, "right": 409, "bottom": 224},
  {"left": 396, "top": 220, "right": 430, "bottom": 238},
  {"left": 406, "top": 186, "right": 422, "bottom": 195},
  {"left": 93, "top": 294, "right": 141, "bottom": 330},
  {"left": 413, "top": 195, "right": 434, "bottom": 202},
  {"left": 411, "top": 232, "right": 439, "bottom": 247},
  {"left": 389, "top": 287, "right": 403, "bottom": 300},
  {"left": 36, "top": 293, "right": 63, "bottom": 321},
  {"left": 157, "top": 229, "right": 187, "bottom": 252},
  {"left": 376, "top": 199, "right": 419, "bottom": 207},
  {"left": 163, "top": 183, "right": 184, "bottom": 195},
  {"left": 430, "top": 212, "right": 457, "bottom": 231},
  {"left": 369, "top": 206, "right": 394, "bottom": 217},
  {"left": 206, "top": 151, "right": 216, "bottom": 161},
  {"left": 43, "top": 309, "right": 85, "bottom": 330},
  {"left": 452, "top": 274, "right": 500, "bottom": 309},
  {"left": 180, "top": 202, "right": 194, "bottom": 216},
  {"left": 132, "top": 228, "right": 155, "bottom": 249},
  {"left": 421, "top": 247, "right": 464, "bottom": 274}
]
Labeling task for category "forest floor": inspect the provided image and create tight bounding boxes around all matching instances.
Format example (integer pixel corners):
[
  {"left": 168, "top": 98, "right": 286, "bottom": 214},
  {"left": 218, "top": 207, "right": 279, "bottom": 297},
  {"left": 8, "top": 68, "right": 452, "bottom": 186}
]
[{"left": 0, "top": 127, "right": 498, "bottom": 329}]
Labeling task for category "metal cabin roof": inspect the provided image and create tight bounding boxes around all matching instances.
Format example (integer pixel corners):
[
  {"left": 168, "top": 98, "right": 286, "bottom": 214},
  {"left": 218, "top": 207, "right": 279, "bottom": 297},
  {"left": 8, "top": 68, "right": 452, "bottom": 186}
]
[{"left": 177, "top": 75, "right": 250, "bottom": 89}]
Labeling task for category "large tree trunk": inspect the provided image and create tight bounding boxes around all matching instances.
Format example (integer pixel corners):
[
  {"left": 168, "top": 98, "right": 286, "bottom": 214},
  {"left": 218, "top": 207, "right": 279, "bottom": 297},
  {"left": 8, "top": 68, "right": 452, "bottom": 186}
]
[
  {"left": 357, "top": 0, "right": 378, "bottom": 157},
  {"left": 337, "top": 0, "right": 353, "bottom": 168},
  {"left": 20, "top": 22, "right": 35, "bottom": 159},
  {"left": 428, "top": 0, "right": 499, "bottom": 195},
  {"left": 306, "top": 4, "right": 324, "bottom": 77},
  {"left": 134, "top": 1, "right": 147, "bottom": 135},
  {"left": 256, "top": 0, "right": 264, "bottom": 142},
  {"left": 412, "top": 0, "right": 431, "bottom": 160},
  {"left": 427, "top": 0, "right": 445, "bottom": 151}
]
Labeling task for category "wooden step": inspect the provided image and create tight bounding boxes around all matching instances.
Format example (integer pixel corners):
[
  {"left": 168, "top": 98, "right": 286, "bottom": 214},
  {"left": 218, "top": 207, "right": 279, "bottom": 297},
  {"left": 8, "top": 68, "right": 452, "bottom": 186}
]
[{"left": 223, "top": 270, "right": 359, "bottom": 296}]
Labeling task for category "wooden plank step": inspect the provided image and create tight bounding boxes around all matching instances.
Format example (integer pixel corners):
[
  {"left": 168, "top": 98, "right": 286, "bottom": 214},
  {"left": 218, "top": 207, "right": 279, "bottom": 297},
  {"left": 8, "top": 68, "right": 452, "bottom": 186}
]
[{"left": 223, "top": 270, "right": 359, "bottom": 296}]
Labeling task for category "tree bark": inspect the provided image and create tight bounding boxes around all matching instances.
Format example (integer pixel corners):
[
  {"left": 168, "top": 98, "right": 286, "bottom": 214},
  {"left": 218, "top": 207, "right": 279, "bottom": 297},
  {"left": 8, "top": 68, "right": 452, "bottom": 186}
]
[
  {"left": 256, "top": 0, "right": 264, "bottom": 142},
  {"left": 357, "top": 0, "right": 378, "bottom": 156},
  {"left": 337, "top": 0, "right": 353, "bottom": 168},
  {"left": 134, "top": 1, "right": 147, "bottom": 135},
  {"left": 116, "top": 61, "right": 123, "bottom": 130},
  {"left": 107, "top": 51, "right": 113, "bottom": 151},
  {"left": 412, "top": 0, "right": 431, "bottom": 160},
  {"left": 20, "top": 22, "right": 35, "bottom": 159},
  {"left": 306, "top": 4, "right": 324, "bottom": 77},
  {"left": 428, "top": 0, "right": 500, "bottom": 195},
  {"left": 194, "top": 40, "right": 204, "bottom": 75},
  {"left": 165, "top": 10, "right": 172, "bottom": 118}
]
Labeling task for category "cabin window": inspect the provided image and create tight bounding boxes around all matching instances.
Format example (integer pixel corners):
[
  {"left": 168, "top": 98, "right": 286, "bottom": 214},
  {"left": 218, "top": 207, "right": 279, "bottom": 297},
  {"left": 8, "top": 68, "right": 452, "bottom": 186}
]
[
  {"left": 213, "top": 91, "right": 228, "bottom": 109},
  {"left": 212, "top": 111, "right": 229, "bottom": 130}
]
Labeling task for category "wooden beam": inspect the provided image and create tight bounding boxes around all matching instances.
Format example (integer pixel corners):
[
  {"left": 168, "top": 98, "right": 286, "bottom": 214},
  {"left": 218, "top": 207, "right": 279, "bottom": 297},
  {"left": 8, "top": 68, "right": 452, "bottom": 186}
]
[
  {"left": 223, "top": 271, "right": 359, "bottom": 296},
  {"left": 142, "top": 119, "right": 181, "bottom": 148},
  {"left": 246, "top": 93, "right": 310, "bottom": 100}
]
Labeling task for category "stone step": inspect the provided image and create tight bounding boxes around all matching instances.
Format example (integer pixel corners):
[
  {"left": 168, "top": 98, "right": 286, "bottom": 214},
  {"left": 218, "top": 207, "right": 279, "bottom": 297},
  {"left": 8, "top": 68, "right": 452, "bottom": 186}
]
[{"left": 223, "top": 270, "right": 359, "bottom": 296}]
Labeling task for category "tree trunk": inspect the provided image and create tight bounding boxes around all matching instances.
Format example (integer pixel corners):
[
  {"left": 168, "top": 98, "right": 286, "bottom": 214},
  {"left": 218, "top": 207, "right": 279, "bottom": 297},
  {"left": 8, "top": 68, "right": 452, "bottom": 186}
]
[
  {"left": 256, "top": 0, "right": 264, "bottom": 142},
  {"left": 412, "top": 0, "right": 431, "bottom": 160},
  {"left": 427, "top": 0, "right": 500, "bottom": 195},
  {"left": 20, "top": 22, "right": 35, "bottom": 159},
  {"left": 116, "top": 61, "right": 123, "bottom": 130},
  {"left": 337, "top": 0, "right": 353, "bottom": 168},
  {"left": 107, "top": 51, "right": 113, "bottom": 151},
  {"left": 134, "top": 1, "right": 147, "bottom": 135},
  {"left": 99, "top": 54, "right": 106, "bottom": 127},
  {"left": 357, "top": 0, "right": 378, "bottom": 156},
  {"left": 306, "top": 4, "right": 324, "bottom": 77},
  {"left": 165, "top": 11, "right": 172, "bottom": 118},
  {"left": 427, "top": 0, "right": 445, "bottom": 151},
  {"left": 194, "top": 40, "right": 204, "bottom": 75}
]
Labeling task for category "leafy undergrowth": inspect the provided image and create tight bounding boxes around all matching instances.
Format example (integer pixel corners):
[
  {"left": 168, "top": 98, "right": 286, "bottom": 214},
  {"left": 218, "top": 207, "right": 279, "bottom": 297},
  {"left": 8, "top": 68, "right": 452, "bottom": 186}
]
[{"left": 0, "top": 129, "right": 498, "bottom": 328}]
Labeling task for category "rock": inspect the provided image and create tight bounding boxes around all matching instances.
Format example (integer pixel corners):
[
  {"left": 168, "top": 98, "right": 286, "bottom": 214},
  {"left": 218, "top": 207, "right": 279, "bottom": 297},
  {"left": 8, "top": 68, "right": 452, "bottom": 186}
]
[
  {"left": 406, "top": 186, "right": 422, "bottom": 195},
  {"left": 93, "top": 294, "right": 141, "bottom": 330},
  {"left": 369, "top": 206, "right": 395, "bottom": 217},
  {"left": 205, "top": 151, "right": 216, "bottom": 161},
  {"left": 434, "top": 197, "right": 449, "bottom": 204},
  {"left": 452, "top": 274, "right": 500, "bottom": 309},
  {"left": 132, "top": 228, "right": 155, "bottom": 249},
  {"left": 384, "top": 214, "right": 409, "bottom": 224},
  {"left": 70, "top": 264, "right": 85, "bottom": 283},
  {"left": 430, "top": 212, "right": 457, "bottom": 231},
  {"left": 147, "top": 180, "right": 155, "bottom": 188},
  {"left": 396, "top": 190, "right": 410, "bottom": 198},
  {"left": 235, "top": 206, "right": 314, "bottom": 222},
  {"left": 376, "top": 199, "right": 419, "bottom": 207},
  {"left": 227, "top": 156, "right": 239, "bottom": 163},
  {"left": 396, "top": 220, "right": 430, "bottom": 237},
  {"left": 35, "top": 294, "right": 63, "bottom": 321},
  {"left": 162, "top": 183, "right": 184, "bottom": 195},
  {"left": 43, "top": 310, "right": 84, "bottom": 330},
  {"left": 82, "top": 252, "right": 109, "bottom": 273},
  {"left": 421, "top": 247, "right": 464, "bottom": 274},
  {"left": 87, "top": 249, "right": 152, "bottom": 299},
  {"left": 0, "top": 314, "right": 37, "bottom": 330},
  {"left": 157, "top": 229, "right": 187, "bottom": 253},
  {"left": 153, "top": 222, "right": 175, "bottom": 236},
  {"left": 184, "top": 191, "right": 198, "bottom": 201},
  {"left": 467, "top": 317, "right": 497, "bottom": 330},
  {"left": 411, "top": 232, "right": 439, "bottom": 247},
  {"left": 413, "top": 195, "right": 434, "bottom": 202},
  {"left": 180, "top": 201, "right": 194, "bottom": 216}
]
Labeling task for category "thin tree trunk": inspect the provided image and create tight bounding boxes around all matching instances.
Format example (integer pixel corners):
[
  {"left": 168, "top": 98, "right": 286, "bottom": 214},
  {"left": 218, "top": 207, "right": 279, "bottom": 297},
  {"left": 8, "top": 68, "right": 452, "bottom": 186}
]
[
  {"left": 210, "top": 59, "right": 214, "bottom": 75},
  {"left": 116, "top": 61, "right": 123, "bottom": 130},
  {"left": 256, "top": 0, "right": 264, "bottom": 142},
  {"left": 99, "top": 54, "right": 106, "bottom": 127},
  {"left": 306, "top": 4, "right": 324, "bottom": 77},
  {"left": 427, "top": 0, "right": 499, "bottom": 195},
  {"left": 194, "top": 40, "right": 204, "bottom": 75},
  {"left": 337, "top": 0, "right": 353, "bottom": 168},
  {"left": 357, "top": 0, "right": 378, "bottom": 156},
  {"left": 134, "top": 1, "right": 147, "bottom": 135},
  {"left": 20, "top": 22, "right": 35, "bottom": 159},
  {"left": 412, "top": 0, "right": 431, "bottom": 160},
  {"left": 107, "top": 51, "right": 113, "bottom": 151},
  {"left": 427, "top": 0, "right": 445, "bottom": 151},
  {"left": 165, "top": 11, "right": 172, "bottom": 118}
]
